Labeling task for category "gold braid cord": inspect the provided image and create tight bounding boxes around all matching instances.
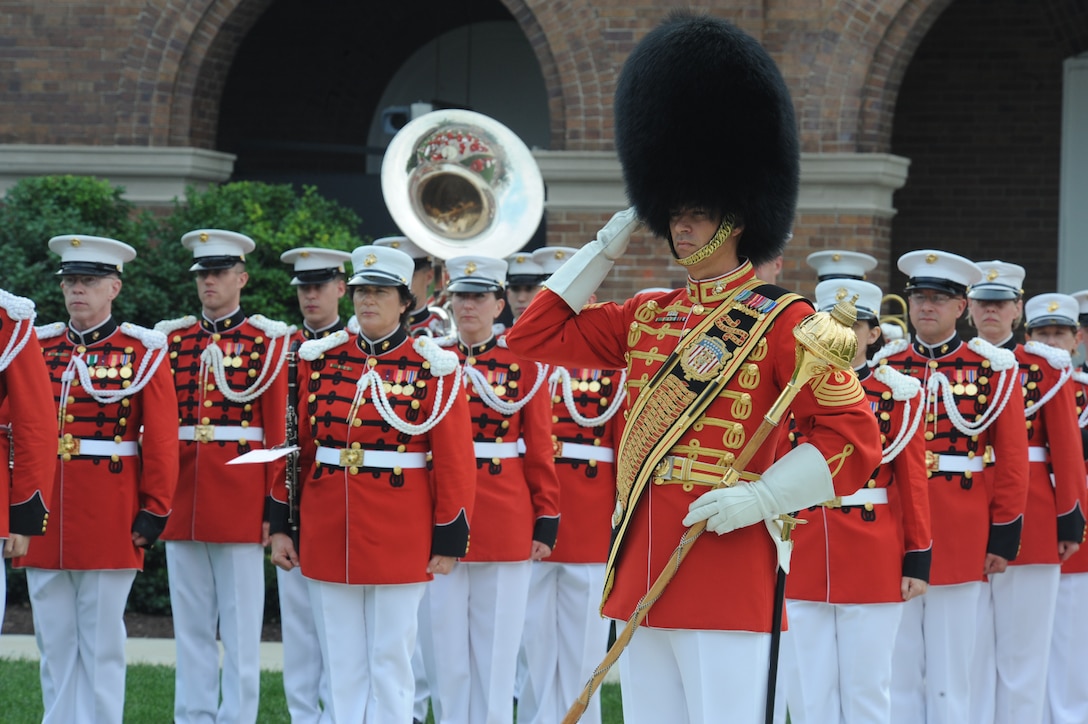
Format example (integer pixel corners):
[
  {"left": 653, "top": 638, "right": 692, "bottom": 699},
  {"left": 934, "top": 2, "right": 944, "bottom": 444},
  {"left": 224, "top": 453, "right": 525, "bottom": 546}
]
[{"left": 674, "top": 216, "right": 734, "bottom": 267}]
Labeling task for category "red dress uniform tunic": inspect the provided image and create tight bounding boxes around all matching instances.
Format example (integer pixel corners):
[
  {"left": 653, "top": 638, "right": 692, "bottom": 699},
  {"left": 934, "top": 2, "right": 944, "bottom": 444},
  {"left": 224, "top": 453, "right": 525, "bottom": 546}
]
[
  {"left": 1013, "top": 342, "right": 1086, "bottom": 565},
  {"left": 269, "top": 327, "right": 474, "bottom": 583},
  {"left": 157, "top": 310, "right": 289, "bottom": 544},
  {"left": 442, "top": 335, "right": 561, "bottom": 559},
  {"left": 506, "top": 263, "right": 882, "bottom": 633},
  {"left": 882, "top": 334, "right": 1030, "bottom": 585},
  {"left": 0, "top": 292, "right": 56, "bottom": 538},
  {"left": 1059, "top": 367, "right": 1088, "bottom": 574},
  {"left": 787, "top": 364, "right": 932, "bottom": 603},
  {"left": 546, "top": 366, "right": 625, "bottom": 564},
  {"left": 16, "top": 318, "right": 178, "bottom": 570}
]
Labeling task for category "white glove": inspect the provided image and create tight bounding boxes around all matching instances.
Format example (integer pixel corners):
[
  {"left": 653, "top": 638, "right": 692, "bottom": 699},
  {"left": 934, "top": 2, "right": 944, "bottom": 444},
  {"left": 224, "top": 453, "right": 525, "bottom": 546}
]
[
  {"left": 682, "top": 443, "right": 834, "bottom": 535},
  {"left": 544, "top": 207, "right": 640, "bottom": 310}
]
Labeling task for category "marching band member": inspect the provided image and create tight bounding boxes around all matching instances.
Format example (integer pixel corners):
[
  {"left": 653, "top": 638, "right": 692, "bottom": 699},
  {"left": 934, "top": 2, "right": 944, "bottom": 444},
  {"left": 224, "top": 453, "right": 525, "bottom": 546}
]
[
  {"left": 1044, "top": 290, "right": 1088, "bottom": 724},
  {"left": 781, "top": 276, "right": 931, "bottom": 724},
  {"left": 966, "top": 265, "right": 1085, "bottom": 724},
  {"left": 273, "top": 246, "right": 352, "bottom": 723},
  {"left": 374, "top": 235, "right": 452, "bottom": 337},
  {"left": 419, "top": 254, "right": 560, "bottom": 724},
  {"left": 157, "top": 229, "right": 291, "bottom": 724},
  {"left": 18, "top": 236, "right": 177, "bottom": 723},
  {"left": 0, "top": 289, "right": 55, "bottom": 633},
  {"left": 507, "top": 14, "right": 882, "bottom": 723},
  {"left": 517, "top": 246, "right": 625, "bottom": 724},
  {"left": 884, "top": 251, "right": 1029, "bottom": 724},
  {"left": 505, "top": 251, "right": 547, "bottom": 322},
  {"left": 268, "top": 244, "right": 474, "bottom": 723}
]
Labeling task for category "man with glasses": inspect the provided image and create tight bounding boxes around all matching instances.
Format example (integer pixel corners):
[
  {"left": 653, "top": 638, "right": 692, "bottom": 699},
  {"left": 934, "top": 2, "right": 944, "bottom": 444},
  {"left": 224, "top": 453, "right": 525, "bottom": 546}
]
[
  {"left": 157, "top": 230, "right": 292, "bottom": 724},
  {"left": 882, "top": 250, "right": 1029, "bottom": 724},
  {"left": 18, "top": 235, "right": 178, "bottom": 723}
]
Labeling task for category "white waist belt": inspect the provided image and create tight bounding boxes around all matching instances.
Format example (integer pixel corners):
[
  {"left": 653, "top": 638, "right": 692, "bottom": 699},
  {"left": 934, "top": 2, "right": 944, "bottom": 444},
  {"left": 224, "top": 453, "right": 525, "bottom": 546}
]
[
  {"left": 178, "top": 425, "right": 264, "bottom": 443},
  {"left": 58, "top": 438, "right": 139, "bottom": 457},
  {"left": 935, "top": 454, "right": 985, "bottom": 474},
  {"left": 474, "top": 442, "right": 520, "bottom": 459},
  {"left": 556, "top": 441, "right": 615, "bottom": 463},
  {"left": 1028, "top": 446, "right": 1050, "bottom": 464},
  {"left": 315, "top": 447, "right": 428, "bottom": 469},
  {"left": 823, "top": 488, "right": 889, "bottom": 507}
]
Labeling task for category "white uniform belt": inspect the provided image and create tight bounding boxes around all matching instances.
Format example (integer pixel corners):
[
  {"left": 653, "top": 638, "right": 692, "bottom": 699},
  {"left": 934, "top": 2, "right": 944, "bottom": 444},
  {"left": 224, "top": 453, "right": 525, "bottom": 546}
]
[
  {"left": 929, "top": 453, "right": 985, "bottom": 474},
  {"left": 178, "top": 425, "right": 264, "bottom": 443},
  {"left": 474, "top": 442, "right": 520, "bottom": 459},
  {"left": 315, "top": 447, "right": 428, "bottom": 469},
  {"left": 555, "top": 441, "right": 615, "bottom": 463},
  {"left": 1028, "top": 446, "right": 1050, "bottom": 464},
  {"left": 57, "top": 438, "right": 139, "bottom": 457},
  {"left": 821, "top": 488, "right": 889, "bottom": 507}
]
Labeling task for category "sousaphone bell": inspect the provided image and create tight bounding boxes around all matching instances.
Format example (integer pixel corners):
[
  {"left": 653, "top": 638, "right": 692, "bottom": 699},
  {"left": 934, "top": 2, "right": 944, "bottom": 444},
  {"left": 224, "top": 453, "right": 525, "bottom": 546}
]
[{"left": 381, "top": 109, "right": 545, "bottom": 261}]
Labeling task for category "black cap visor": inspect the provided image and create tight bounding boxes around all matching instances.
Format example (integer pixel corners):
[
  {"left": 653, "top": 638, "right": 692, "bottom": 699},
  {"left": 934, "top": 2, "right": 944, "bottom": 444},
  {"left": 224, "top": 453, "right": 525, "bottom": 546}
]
[
  {"left": 446, "top": 277, "right": 503, "bottom": 294},
  {"left": 57, "top": 261, "right": 122, "bottom": 276},
  {"left": 292, "top": 268, "right": 342, "bottom": 286},
  {"left": 905, "top": 277, "right": 967, "bottom": 297},
  {"left": 967, "top": 284, "right": 1021, "bottom": 301},
  {"left": 347, "top": 270, "right": 406, "bottom": 288},
  {"left": 190, "top": 255, "right": 244, "bottom": 272},
  {"left": 506, "top": 275, "right": 546, "bottom": 288},
  {"left": 1026, "top": 315, "right": 1077, "bottom": 331}
]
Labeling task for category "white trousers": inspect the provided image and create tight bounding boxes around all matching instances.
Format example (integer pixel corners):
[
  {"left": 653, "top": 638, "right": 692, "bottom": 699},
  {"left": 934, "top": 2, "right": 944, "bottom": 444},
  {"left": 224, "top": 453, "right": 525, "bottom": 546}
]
[
  {"left": 890, "top": 581, "right": 981, "bottom": 724},
  {"left": 411, "top": 597, "right": 430, "bottom": 723},
  {"left": 1045, "top": 572, "right": 1088, "bottom": 724},
  {"left": 619, "top": 626, "right": 771, "bottom": 724},
  {"left": 166, "top": 541, "right": 265, "bottom": 724},
  {"left": 973, "top": 565, "right": 1061, "bottom": 724},
  {"left": 276, "top": 565, "right": 331, "bottom": 724},
  {"left": 518, "top": 561, "right": 610, "bottom": 724},
  {"left": 969, "top": 578, "right": 996, "bottom": 724},
  {"left": 783, "top": 599, "right": 904, "bottom": 724},
  {"left": 307, "top": 578, "right": 425, "bottom": 724},
  {"left": 419, "top": 560, "right": 532, "bottom": 724},
  {"left": 26, "top": 568, "right": 137, "bottom": 724},
  {"left": 0, "top": 556, "right": 7, "bottom": 637}
]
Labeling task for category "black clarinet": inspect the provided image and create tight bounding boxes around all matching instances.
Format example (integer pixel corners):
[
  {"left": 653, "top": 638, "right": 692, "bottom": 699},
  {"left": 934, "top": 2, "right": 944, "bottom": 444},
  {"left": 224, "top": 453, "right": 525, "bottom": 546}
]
[{"left": 285, "top": 339, "right": 302, "bottom": 553}]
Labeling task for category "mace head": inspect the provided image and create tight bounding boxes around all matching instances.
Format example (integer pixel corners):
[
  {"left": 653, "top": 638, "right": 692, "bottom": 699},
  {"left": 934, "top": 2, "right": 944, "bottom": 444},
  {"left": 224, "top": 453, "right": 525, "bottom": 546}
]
[{"left": 792, "top": 295, "right": 859, "bottom": 371}]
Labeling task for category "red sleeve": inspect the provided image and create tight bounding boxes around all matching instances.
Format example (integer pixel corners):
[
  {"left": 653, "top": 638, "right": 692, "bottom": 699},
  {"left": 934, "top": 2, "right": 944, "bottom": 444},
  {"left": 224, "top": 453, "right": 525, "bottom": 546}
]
[
  {"left": 519, "top": 360, "right": 561, "bottom": 542},
  {"left": 891, "top": 392, "right": 932, "bottom": 557},
  {"left": 1039, "top": 369, "right": 1086, "bottom": 538},
  {"left": 1, "top": 325, "right": 57, "bottom": 535},
  {"left": 989, "top": 372, "right": 1030, "bottom": 527},
  {"left": 261, "top": 338, "right": 290, "bottom": 496},
  {"left": 136, "top": 349, "right": 179, "bottom": 517},
  {"left": 427, "top": 374, "right": 477, "bottom": 529},
  {"left": 506, "top": 289, "right": 631, "bottom": 370}
]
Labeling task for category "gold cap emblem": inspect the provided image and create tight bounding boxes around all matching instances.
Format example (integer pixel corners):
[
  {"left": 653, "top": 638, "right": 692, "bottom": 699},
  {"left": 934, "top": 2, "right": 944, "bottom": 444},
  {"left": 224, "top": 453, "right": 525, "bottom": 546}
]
[
  {"left": 391, "top": 241, "right": 401, "bottom": 248},
  {"left": 70, "top": 238, "right": 81, "bottom": 247},
  {"left": 300, "top": 250, "right": 310, "bottom": 258},
  {"left": 925, "top": 253, "right": 938, "bottom": 264},
  {"left": 555, "top": 250, "right": 567, "bottom": 260},
  {"left": 199, "top": 232, "right": 209, "bottom": 242},
  {"left": 1048, "top": 301, "right": 1060, "bottom": 312},
  {"left": 836, "top": 287, "right": 848, "bottom": 301},
  {"left": 986, "top": 269, "right": 999, "bottom": 281},
  {"left": 364, "top": 254, "right": 377, "bottom": 266},
  {"left": 465, "top": 262, "right": 478, "bottom": 274},
  {"left": 832, "top": 253, "right": 841, "bottom": 262},
  {"left": 516, "top": 255, "right": 527, "bottom": 263}
]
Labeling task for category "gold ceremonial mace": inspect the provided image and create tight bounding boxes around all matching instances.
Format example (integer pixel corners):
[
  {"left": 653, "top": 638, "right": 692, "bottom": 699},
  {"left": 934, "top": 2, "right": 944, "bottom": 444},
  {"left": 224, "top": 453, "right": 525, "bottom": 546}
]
[{"left": 562, "top": 296, "right": 860, "bottom": 724}]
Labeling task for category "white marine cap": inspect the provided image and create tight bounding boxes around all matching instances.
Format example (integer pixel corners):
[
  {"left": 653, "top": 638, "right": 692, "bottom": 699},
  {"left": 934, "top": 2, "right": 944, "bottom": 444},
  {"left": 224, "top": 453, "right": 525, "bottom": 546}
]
[
  {"left": 504, "top": 252, "right": 546, "bottom": 286},
  {"left": 346, "top": 245, "right": 414, "bottom": 287},
  {"left": 806, "top": 250, "right": 878, "bottom": 281},
  {"left": 445, "top": 255, "right": 508, "bottom": 293},
  {"left": 48, "top": 234, "right": 136, "bottom": 276},
  {"left": 373, "top": 235, "right": 433, "bottom": 262},
  {"left": 532, "top": 246, "right": 579, "bottom": 276},
  {"left": 182, "top": 229, "right": 256, "bottom": 272},
  {"left": 1024, "top": 293, "right": 1079, "bottom": 330},
  {"left": 1069, "top": 290, "right": 1088, "bottom": 327},
  {"left": 968, "top": 260, "right": 1026, "bottom": 301},
  {"left": 815, "top": 278, "right": 882, "bottom": 320},
  {"left": 898, "top": 249, "right": 982, "bottom": 296},
  {"left": 280, "top": 247, "right": 351, "bottom": 285}
]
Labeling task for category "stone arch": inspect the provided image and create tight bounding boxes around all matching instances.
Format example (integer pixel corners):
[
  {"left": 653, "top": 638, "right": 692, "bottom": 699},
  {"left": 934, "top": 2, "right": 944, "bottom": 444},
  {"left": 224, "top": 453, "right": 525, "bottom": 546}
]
[{"left": 791, "top": 0, "right": 953, "bottom": 153}]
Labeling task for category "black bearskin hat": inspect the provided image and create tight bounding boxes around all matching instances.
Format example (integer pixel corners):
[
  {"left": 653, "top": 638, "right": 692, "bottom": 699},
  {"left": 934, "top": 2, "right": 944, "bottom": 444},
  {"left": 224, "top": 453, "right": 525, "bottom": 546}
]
[{"left": 614, "top": 12, "right": 800, "bottom": 266}]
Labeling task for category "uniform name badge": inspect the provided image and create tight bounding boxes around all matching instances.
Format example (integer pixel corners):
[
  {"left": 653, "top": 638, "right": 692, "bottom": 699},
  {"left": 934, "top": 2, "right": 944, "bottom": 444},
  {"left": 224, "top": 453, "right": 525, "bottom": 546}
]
[{"left": 680, "top": 334, "right": 733, "bottom": 382}]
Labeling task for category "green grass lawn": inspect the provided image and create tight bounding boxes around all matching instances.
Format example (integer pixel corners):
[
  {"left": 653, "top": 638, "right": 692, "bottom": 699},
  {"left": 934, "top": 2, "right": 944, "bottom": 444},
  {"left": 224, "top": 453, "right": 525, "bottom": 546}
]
[{"left": 0, "top": 658, "right": 625, "bottom": 723}]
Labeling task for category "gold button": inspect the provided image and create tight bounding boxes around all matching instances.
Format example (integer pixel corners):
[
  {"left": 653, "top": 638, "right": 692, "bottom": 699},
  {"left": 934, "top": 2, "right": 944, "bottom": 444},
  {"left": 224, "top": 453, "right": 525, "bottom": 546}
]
[
  {"left": 212, "top": 334, "right": 221, "bottom": 342},
  {"left": 367, "top": 358, "right": 378, "bottom": 368},
  {"left": 352, "top": 419, "right": 362, "bottom": 427},
  {"left": 349, "top": 466, "right": 359, "bottom": 475},
  {"left": 926, "top": 413, "right": 935, "bottom": 422},
  {"left": 393, "top": 467, "right": 403, "bottom": 475},
  {"left": 397, "top": 444, "right": 407, "bottom": 453},
  {"left": 308, "top": 394, "right": 317, "bottom": 403},
  {"left": 501, "top": 420, "right": 510, "bottom": 429},
  {"left": 867, "top": 479, "right": 876, "bottom": 488},
  {"left": 1027, "top": 382, "right": 1037, "bottom": 390},
  {"left": 553, "top": 395, "right": 561, "bottom": 404},
  {"left": 411, "top": 400, "right": 420, "bottom": 409},
  {"left": 928, "top": 360, "right": 938, "bottom": 369},
  {"left": 62, "top": 453, "right": 72, "bottom": 461},
  {"left": 125, "top": 347, "right": 134, "bottom": 354},
  {"left": 978, "top": 395, "right": 987, "bottom": 404},
  {"left": 924, "top": 431, "right": 934, "bottom": 440},
  {"left": 978, "top": 376, "right": 989, "bottom": 385},
  {"left": 600, "top": 397, "right": 609, "bottom": 406},
  {"left": 238, "top": 438, "right": 246, "bottom": 446},
  {"left": 510, "top": 363, "right": 520, "bottom": 372},
  {"left": 201, "top": 417, "right": 211, "bottom": 425},
  {"left": 552, "top": 416, "right": 560, "bottom": 423},
  {"left": 77, "top": 346, "right": 86, "bottom": 354},
  {"left": 589, "top": 459, "right": 598, "bottom": 468},
  {"left": 1030, "top": 364, "right": 1040, "bottom": 372},
  {"left": 169, "top": 351, "right": 178, "bottom": 359},
  {"left": 122, "top": 380, "right": 131, "bottom": 388},
  {"left": 864, "top": 502, "right": 874, "bottom": 511},
  {"left": 467, "top": 357, "right": 477, "bottom": 366},
  {"left": 492, "top": 457, "right": 501, "bottom": 465},
  {"left": 351, "top": 442, "right": 361, "bottom": 449},
  {"left": 965, "top": 470, "right": 973, "bottom": 479},
  {"left": 981, "top": 360, "right": 991, "bottom": 369},
  {"left": 172, "top": 335, "right": 182, "bottom": 343},
  {"left": 967, "top": 451, "right": 975, "bottom": 459},
  {"left": 250, "top": 352, "right": 260, "bottom": 360},
  {"left": 880, "top": 412, "right": 890, "bottom": 421},
  {"left": 1025, "top": 420, "right": 1033, "bottom": 430},
  {"left": 593, "top": 438, "right": 602, "bottom": 446},
  {"left": 204, "top": 400, "right": 213, "bottom": 407},
  {"left": 119, "top": 418, "right": 127, "bottom": 427},
  {"left": 881, "top": 391, "right": 891, "bottom": 400},
  {"left": 122, "top": 399, "right": 130, "bottom": 408},
  {"left": 247, "top": 369, "right": 256, "bottom": 378},
  {"left": 111, "top": 455, "right": 119, "bottom": 462},
  {"left": 240, "top": 420, "right": 249, "bottom": 428},
  {"left": 206, "top": 383, "right": 216, "bottom": 391},
  {"left": 65, "top": 414, "right": 74, "bottom": 423},
  {"left": 254, "top": 336, "right": 264, "bottom": 344},
  {"left": 244, "top": 404, "right": 252, "bottom": 411}
]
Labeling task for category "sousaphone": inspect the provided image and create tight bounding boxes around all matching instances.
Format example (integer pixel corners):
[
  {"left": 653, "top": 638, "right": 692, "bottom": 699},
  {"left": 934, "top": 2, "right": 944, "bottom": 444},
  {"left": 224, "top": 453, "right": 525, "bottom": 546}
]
[{"left": 381, "top": 109, "right": 545, "bottom": 260}]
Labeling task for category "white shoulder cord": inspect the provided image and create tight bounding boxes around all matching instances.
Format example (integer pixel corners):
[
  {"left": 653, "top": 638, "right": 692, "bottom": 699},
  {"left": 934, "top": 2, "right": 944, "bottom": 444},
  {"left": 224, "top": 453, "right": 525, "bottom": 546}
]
[
  {"left": 548, "top": 366, "right": 628, "bottom": 428},
  {"left": 345, "top": 365, "right": 463, "bottom": 435},
  {"left": 874, "top": 366, "right": 925, "bottom": 464},
  {"left": 926, "top": 365, "right": 1017, "bottom": 437},
  {"left": 0, "top": 316, "right": 34, "bottom": 373},
  {"left": 1022, "top": 340, "right": 1074, "bottom": 418},
  {"left": 1074, "top": 369, "right": 1088, "bottom": 428},
  {"left": 63, "top": 345, "right": 168, "bottom": 405},
  {"left": 464, "top": 360, "right": 549, "bottom": 415},
  {"left": 200, "top": 331, "right": 290, "bottom": 404}
]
